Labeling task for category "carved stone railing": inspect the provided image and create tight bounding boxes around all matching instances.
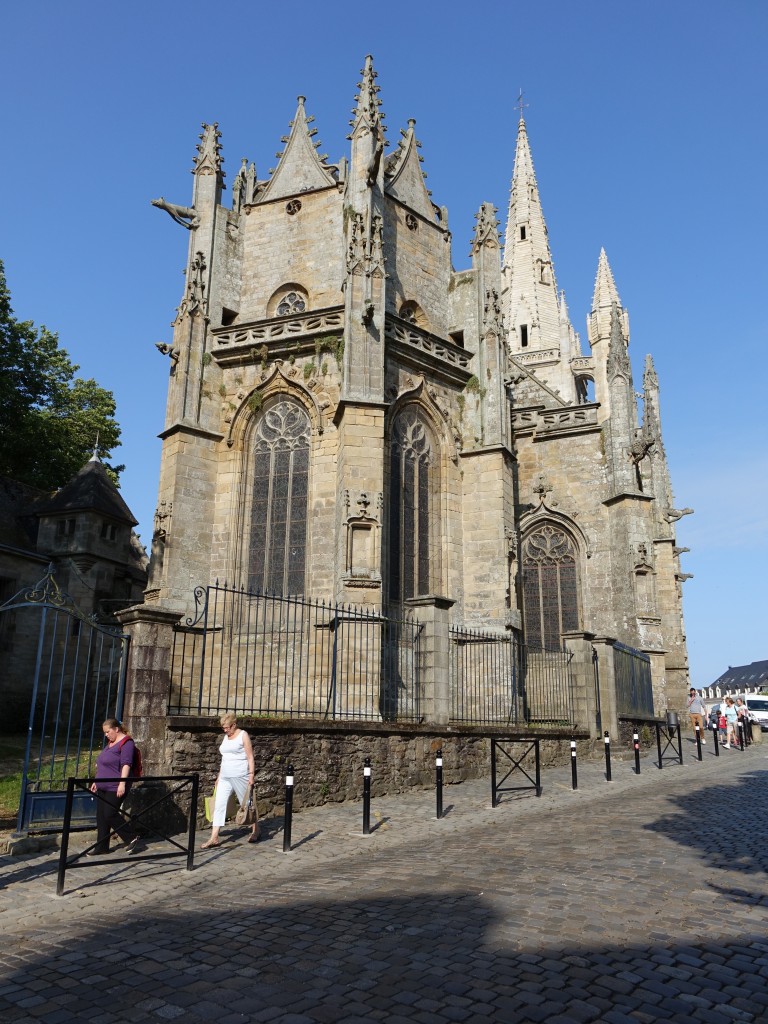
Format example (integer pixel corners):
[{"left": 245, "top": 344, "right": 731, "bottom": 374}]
[
  {"left": 516, "top": 348, "right": 559, "bottom": 366},
  {"left": 385, "top": 317, "right": 472, "bottom": 379},
  {"left": 511, "top": 405, "right": 599, "bottom": 435},
  {"left": 571, "top": 356, "right": 595, "bottom": 371},
  {"left": 212, "top": 307, "right": 344, "bottom": 349}
]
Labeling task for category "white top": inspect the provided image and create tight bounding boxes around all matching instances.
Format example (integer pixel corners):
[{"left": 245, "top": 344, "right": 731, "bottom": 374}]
[{"left": 219, "top": 730, "right": 249, "bottom": 778}]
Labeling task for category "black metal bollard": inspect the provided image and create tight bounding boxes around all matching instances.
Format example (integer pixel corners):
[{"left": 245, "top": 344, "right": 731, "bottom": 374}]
[
  {"left": 604, "top": 731, "right": 612, "bottom": 782},
  {"left": 633, "top": 730, "right": 641, "bottom": 775},
  {"left": 737, "top": 721, "right": 745, "bottom": 751},
  {"left": 282, "top": 765, "right": 294, "bottom": 853},
  {"left": 362, "top": 757, "right": 371, "bottom": 835},
  {"left": 695, "top": 725, "right": 702, "bottom": 761},
  {"left": 435, "top": 749, "right": 443, "bottom": 819},
  {"left": 712, "top": 721, "right": 719, "bottom": 756},
  {"left": 570, "top": 740, "right": 578, "bottom": 790}
]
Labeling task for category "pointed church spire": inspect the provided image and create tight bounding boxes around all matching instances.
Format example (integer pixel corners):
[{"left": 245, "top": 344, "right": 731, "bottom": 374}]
[
  {"left": 502, "top": 115, "right": 560, "bottom": 355},
  {"left": 193, "top": 123, "right": 224, "bottom": 181},
  {"left": 592, "top": 247, "right": 621, "bottom": 311},
  {"left": 350, "top": 54, "right": 384, "bottom": 135}
]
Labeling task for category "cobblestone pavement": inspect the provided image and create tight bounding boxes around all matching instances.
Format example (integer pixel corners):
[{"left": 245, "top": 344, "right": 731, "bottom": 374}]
[{"left": 1, "top": 739, "right": 767, "bottom": 1024}]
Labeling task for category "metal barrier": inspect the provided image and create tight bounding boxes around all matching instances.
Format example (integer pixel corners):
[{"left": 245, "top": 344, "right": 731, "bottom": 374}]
[
  {"left": 56, "top": 774, "right": 199, "bottom": 895},
  {"left": 490, "top": 738, "right": 542, "bottom": 804},
  {"left": 655, "top": 720, "right": 684, "bottom": 768}
]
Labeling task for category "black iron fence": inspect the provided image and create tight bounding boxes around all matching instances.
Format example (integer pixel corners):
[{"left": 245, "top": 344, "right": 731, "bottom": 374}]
[
  {"left": 449, "top": 626, "right": 574, "bottom": 729},
  {"left": 614, "top": 640, "right": 654, "bottom": 719},
  {"left": 170, "top": 584, "right": 422, "bottom": 722}
]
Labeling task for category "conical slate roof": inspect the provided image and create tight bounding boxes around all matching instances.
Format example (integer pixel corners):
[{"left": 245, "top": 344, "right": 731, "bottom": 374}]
[{"left": 35, "top": 457, "right": 137, "bottom": 526}]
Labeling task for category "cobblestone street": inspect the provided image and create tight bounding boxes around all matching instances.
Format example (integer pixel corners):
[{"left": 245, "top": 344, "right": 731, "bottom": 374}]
[{"left": 1, "top": 741, "right": 767, "bottom": 1024}]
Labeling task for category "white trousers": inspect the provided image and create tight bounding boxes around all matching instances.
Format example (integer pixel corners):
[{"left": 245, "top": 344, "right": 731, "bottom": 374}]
[{"left": 212, "top": 774, "right": 249, "bottom": 827}]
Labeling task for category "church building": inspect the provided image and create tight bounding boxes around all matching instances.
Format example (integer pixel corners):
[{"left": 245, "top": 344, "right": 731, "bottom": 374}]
[{"left": 146, "top": 56, "right": 691, "bottom": 717}]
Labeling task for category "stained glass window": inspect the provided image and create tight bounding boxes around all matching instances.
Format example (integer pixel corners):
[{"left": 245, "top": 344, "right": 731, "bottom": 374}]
[
  {"left": 248, "top": 400, "right": 310, "bottom": 594},
  {"left": 388, "top": 410, "right": 437, "bottom": 603},
  {"left": 522, "top": 524, "right": 579, "bottom": 650}
]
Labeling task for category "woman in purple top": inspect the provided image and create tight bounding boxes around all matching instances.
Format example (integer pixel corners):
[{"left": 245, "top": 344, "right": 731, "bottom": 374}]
[{"left": 88, "top": 719, "right": 140, "bottom": 855}]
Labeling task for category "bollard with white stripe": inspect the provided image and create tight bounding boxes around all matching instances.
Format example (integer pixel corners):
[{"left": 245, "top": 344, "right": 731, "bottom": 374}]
[
  {"left": 633, "top": 730, "right": 641, "bottom": 775},
  {"left": 604, "top": 731, "right": 612, "bottom": 782},
  {"left": 362, "top": 757, "right": 371, "bottom": 835},
  {"left": 435, "top": 749, "right": 443, "bottom": 819},
  {"left": 695, "top": 724, "right": 703, "bottom": 761},
  {"left": 570, "top": 740, "right": 578, "bottom": 790},
  {"left": 282, "top": 765, "right": 294, "bottom": 853}
]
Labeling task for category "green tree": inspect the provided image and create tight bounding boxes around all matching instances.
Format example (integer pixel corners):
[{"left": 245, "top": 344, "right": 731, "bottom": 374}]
[{"left": 0, "top": 260, "right": 122, "bottom": 488}]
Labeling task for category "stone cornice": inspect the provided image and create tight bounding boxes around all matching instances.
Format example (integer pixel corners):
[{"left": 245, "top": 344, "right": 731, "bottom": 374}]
[{"left": 158, "top": 421, "right": 225, "bottom": 443}]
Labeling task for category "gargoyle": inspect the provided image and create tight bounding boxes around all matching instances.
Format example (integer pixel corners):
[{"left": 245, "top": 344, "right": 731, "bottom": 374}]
[
  {"left": 366, "top": 127, "right": 384, "bottom": 187},
  {"left": 155, "top": 342, "right": 180, "bottom": 364},
  {"left": 151, "top": 197, "right": 200, "bottom": 230},
  {"left": 664, "top": 507, "right": 694, "bottom": 523}
]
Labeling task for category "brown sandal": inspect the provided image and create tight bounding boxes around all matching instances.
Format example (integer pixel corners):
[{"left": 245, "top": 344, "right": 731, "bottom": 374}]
[
  {"left": 247, "top": 833, "right": 261, "bottom": 844},
  {"left": 201, "top": 839, "right": 220, "bottom": 849}
]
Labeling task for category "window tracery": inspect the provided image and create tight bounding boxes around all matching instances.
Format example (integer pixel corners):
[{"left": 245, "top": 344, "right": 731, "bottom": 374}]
[
  {"left": 276, "top": 291, "right": 306, "bottom": 317},
  {"left": 248, "top": 399, "right": 310, "bottom": 594},
  {"left": 388, "top": 410, "right": 438, "bottom": 603},
  {"left": 521, "top": 524, "right": 580, "bottom": 650}
]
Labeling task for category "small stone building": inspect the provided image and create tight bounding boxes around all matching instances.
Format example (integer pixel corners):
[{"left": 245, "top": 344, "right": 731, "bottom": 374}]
[
  {"left": 0, "top": 456, "right": 148, "bottom": 727},
  {"left": 142, "top": 56, "right": 691, "bottom": 732}
]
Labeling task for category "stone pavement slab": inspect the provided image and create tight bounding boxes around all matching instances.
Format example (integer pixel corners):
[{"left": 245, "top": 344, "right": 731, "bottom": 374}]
[{"left": 1, "top": 742, "right": 767, "bottom": 1023}]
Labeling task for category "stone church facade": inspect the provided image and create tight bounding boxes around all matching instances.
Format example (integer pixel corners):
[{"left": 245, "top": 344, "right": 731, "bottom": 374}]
[{"left": 144, "top": 56, "right": 691, "bottom": 724}]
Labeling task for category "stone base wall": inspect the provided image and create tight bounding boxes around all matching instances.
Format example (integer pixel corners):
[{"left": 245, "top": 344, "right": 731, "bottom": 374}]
[{"left": 165, "top": 717, "right": 586, "bottom": 823}]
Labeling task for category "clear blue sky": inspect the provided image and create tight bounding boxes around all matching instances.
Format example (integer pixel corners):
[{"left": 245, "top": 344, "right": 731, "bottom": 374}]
[{"left": 2, "top": 1, "right": 765, "bottom": 687}]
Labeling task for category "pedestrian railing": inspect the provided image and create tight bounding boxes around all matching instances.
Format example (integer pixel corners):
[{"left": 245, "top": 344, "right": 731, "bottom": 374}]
[{"left": 56, "top": 774, "right": 199, "bottom": 895}]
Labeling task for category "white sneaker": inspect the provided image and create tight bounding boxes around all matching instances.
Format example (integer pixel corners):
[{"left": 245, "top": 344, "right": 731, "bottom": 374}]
[
  {"left": 702, "top": 738, "right": 706, "bottom": 744},
  {"left": 724, "top": 743, "right": 730, "bottom": 748}
]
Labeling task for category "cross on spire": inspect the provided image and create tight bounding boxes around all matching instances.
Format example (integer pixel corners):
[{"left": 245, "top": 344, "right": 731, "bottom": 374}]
[{"left": 516, "top": 89, "right": 528, "bottom": 122}]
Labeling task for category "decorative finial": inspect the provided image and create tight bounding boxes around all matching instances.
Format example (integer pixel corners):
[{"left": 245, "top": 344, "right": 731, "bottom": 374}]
[{"left": 516, "top": 89, "right": 528, "bottom": 122}]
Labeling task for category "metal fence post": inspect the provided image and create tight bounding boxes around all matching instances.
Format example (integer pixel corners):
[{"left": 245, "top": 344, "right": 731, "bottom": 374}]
[
  {"left": 362, "top": 757, "right": 371, "bottom": 835},
  {"left": 56, "top": 778, "right": 76, "bottom": 896},
  {"left": 435, "top": 749, "right": 443, "bottom": 819},
  {"left": 570, "top": 740, "right": 577, "bottom": 790},
  {"left": 604, "top": 731, "right": 612, "bottom": 782},
  {"left": 283, "top": 765, "right": 294, "bottom": 853}
]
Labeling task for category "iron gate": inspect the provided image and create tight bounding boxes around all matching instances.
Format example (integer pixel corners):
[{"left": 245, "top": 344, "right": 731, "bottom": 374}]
[{"left": 0, "top": 565, "right": 129, "bottom": 833}]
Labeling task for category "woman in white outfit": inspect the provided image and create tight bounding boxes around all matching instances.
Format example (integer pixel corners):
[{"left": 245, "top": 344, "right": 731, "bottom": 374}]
[{"left": 202, "top": 712, "right": 259, "bottom": 848}]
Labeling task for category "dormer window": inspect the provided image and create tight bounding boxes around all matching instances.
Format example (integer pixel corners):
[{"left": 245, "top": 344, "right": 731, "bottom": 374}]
[
  {"left": 57, "top": 519, "right": 76, "bottom": 538},
  {"left": 100, "top": 521, "right": 117, "bottom": 542}
]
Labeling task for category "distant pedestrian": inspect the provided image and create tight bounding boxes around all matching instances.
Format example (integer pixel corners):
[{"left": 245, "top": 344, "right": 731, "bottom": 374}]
[
  {"left": 88, "top": 719, "right": 141, "bottom": 855},
  {"left": 718, "top": 708, "right": 728, "bottom": 744},
  {"left": 686, "top": 688, "right": 707, "bottom": 744},
  {"left": 735, "top": 698, "right": 751, "bottom": 746},
  {"left": 202, "top": 712, "right": 259, "bottom": 849},
  {"left": 723, "top": 697, "right": 739, "bottom": 749}
]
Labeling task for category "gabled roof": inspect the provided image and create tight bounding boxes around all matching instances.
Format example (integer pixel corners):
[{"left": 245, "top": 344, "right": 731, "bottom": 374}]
[
  {"left": 711, "top": 660, "right": 768, "bottom": 691},
  {"left": 258, "top": 96, "right": 337, "bottom": 203},
  {"left": 34, "top": 457, "right": 137, "bottom": 526},
  {"left": 384, "top": 119, "right": 436, "bottom": 222}
]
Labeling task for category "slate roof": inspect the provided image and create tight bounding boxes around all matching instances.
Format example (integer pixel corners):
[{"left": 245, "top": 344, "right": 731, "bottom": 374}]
[
  {"left": 711, "top": 660, "right": 768, "bottom": 691},
  {"left": 34, "top": 458, "right": 137, "bottom": 526}
]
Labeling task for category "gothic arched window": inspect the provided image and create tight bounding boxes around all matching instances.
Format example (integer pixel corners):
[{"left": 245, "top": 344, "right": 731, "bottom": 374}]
[
  {"left": 388, "top": 409, "right": 439, "bottom": 604},
  {"left": 248, "top": 399, "right": 310, "bottom": 594},
  {"left": 522, "top": 524, "right": 580, "bottom": 650}
]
